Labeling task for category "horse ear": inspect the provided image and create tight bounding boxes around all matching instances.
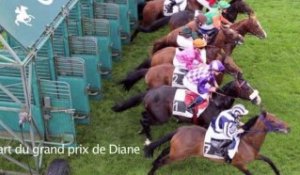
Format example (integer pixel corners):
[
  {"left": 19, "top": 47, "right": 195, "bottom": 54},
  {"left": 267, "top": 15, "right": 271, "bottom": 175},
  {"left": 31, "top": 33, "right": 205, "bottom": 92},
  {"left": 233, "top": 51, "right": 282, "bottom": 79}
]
[
  {"left": 237, "top": 72, "right": 244, "bottom": 80},
  {"left": 249, "top": 13, "right": 256, "bottom": 19},
  {"left": 261, "top": 110, "right": 267, "bottom": 118}
]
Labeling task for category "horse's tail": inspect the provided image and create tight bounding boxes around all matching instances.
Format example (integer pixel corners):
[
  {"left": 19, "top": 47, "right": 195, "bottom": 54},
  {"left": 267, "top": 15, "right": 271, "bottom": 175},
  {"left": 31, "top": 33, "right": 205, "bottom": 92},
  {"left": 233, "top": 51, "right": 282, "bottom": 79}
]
[
  {"left": 139, "top": 16, "right": 171, "bottom": 33},
  {"left": 144, "top": 130, "right": 177, "bottom": 158},
  {"left": 131, "top": 1, "right": 147, "bottom": 42},
  {"left": 117, "top": 69, "right": 148, "bottom": 91},
  {"left": 138, "top": 1, "right": 147, "bottom": 20},
  {"left": 134, "top": 57, "right": 151, "bottom": 70},
  {"left": 111, "top": 92, "right": 147, "bottom": 112},
  {"left": 152, "top": 36, "right": 169, "bottom": 54}
]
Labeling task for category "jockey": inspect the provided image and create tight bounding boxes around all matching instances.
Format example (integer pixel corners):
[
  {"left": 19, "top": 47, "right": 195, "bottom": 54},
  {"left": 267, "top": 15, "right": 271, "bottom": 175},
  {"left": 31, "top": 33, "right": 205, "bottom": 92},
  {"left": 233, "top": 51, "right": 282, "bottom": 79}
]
[
  {"left": 196, "top": 0, "right": 218, "bottom": 11},
  {"left": 176, "top": 13, "right": 207, "bottom": 48},
  {"left": 174, "top": 38, "right": 207, "bottom": 70},
  {"left": 209, "top": 104, "right": 249, "bottom": 163},
  {"left": 199, "top": 0, "right": 232, "bottom": 40},
  {"left": 164, "top": 0, "right": 184, "bottom": 14},
  {"left": 165, "top": 0, "right": 218, "bottom": 14},
  {"left": 183, "top": 60, "right": 225, "bottom": 110}
]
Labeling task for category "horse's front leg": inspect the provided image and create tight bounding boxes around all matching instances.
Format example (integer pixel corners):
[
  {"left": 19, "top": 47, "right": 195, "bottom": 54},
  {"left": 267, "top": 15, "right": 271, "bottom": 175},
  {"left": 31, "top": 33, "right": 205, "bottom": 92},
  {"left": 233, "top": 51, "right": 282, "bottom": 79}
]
[
  {"left": 256, "top": 154, "right": 280, "bottom": 175},
  {"left": 234, "top": 164, "right": 252, "bottom": 175}
]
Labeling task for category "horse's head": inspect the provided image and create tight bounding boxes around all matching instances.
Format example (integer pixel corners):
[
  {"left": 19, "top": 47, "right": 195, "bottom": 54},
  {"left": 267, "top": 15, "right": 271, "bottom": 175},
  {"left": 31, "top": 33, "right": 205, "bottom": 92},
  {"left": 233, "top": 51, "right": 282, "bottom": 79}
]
[
  {"left": 246, "top": 15, "right": 267, "bottom": 39},
  {"left": 220, "top": 26, "right": 244, "bottom": 46},
  {"left": 223, "top": 0, "right": 254, "bottom": 22},
  {"left": 221, "top": 73, "right": 261, "bottom": 105},
  {"left": 258, "top": 111, "right": 290, "bottom": 134}
]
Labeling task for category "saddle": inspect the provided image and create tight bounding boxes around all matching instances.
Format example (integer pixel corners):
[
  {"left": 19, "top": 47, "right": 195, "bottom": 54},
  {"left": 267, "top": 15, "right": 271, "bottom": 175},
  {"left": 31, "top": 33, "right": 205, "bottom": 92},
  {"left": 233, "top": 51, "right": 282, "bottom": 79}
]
[{"left": 172, "top": 89, "right": 209, "bottom": 123}]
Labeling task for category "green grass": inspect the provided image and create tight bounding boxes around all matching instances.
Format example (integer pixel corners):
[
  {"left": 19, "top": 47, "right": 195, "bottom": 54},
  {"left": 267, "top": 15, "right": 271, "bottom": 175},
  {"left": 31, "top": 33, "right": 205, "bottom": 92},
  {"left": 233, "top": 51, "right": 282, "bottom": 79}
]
[{"left": 1, "top": 0, "right": 300, "bottom": 174}]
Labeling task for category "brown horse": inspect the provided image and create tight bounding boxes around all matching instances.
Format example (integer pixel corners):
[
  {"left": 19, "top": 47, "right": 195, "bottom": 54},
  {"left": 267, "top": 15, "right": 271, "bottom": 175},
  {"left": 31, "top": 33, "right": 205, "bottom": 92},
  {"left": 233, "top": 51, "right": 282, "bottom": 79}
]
[
  {"left": 112, "top": 76, "right": 261, "bottom": 141},
  {"left": 152, "top": 24, "right": 243, "bottom": 54},
  {"left": 144, "top": 111, "right": 290, "bottom": 175},
  {"left": 169, "top": 0, "right": 255, "bottom": 30},
  {"left": 144, "top": 56, "right": 242, "bottom": 89},
  {"left": 118, "top": 50, "right": 242, "bottom": 91},
  {"left": 140, "top": 0, "right": 202, "bottom": 30},
  {"left": 118, "top": 46, "right": 232, "bottom": 90},
  {"left": 153, "top": 16, "right": 265, "bottom": 54}
]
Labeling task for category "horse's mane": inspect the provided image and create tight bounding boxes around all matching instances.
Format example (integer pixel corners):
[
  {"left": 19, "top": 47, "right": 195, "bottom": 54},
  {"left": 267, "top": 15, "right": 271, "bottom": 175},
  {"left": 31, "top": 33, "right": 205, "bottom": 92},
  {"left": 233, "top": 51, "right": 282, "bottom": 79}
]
[
  {"left": 242, "top": 115, "right": 259, "bottom": 132},
  {"left": 229, "top": 0, "right": 240, "bottom": 5},
  {"left": 231, "top": 18, "right": 248, "bottom": 29},
  {"left": 220, "top": 80, "right": 234, "bottom": 92}
]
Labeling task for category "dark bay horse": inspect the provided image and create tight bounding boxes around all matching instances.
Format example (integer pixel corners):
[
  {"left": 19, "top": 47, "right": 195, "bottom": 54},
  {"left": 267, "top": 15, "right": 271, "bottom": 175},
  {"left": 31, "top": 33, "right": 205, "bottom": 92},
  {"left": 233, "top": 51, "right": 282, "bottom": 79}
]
[
  {"left": 112, "top": 76, "right": 261, "bottom": 142},
  {"left": 144, "top": 111, "right": 290, "bottom": 175},
  {"left": 152, "top": 24, "right": 244, "bottom": 54},
  {"left": 169, "top": 0, "right": 255, "bottom": 30}
]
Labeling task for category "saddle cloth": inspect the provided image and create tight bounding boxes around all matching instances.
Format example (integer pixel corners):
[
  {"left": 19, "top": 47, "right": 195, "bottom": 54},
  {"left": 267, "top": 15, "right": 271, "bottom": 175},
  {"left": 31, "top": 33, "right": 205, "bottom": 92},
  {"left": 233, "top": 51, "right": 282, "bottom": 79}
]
[
  {"left": 203, "top": 124, "right": 240, "bottom": 159},
  {"left": 172, "top": 89, "right": 208, "bottom": 118},
  {"left": 163, "top": 0, "right": 187, "bottom": 16},
  {"left": 172, "top": 67, "right": 188, "bottom": 88}
]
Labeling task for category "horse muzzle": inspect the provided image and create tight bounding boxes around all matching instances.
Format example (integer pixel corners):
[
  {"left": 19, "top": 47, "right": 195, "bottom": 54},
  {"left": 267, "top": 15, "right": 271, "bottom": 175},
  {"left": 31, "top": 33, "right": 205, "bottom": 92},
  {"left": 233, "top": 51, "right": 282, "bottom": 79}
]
[{"left": 275, "top": 127, "right": 290, "bottom": 134}]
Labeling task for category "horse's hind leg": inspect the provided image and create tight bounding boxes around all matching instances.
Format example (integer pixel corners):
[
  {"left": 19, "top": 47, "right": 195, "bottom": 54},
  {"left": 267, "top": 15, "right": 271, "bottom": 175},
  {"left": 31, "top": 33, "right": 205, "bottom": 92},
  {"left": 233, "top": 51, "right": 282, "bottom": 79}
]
[
  {"left": 148, "top": 147, "right": 171, "bottom": 175},
  {"left": 234, "top": 164, "right": 252, "bottom": 175},
  {"left": 140, "top": 111, "right": 153, "bottom": 143},
  {"left": 257, "top": 154, "right": 280, "bottom": 175}
]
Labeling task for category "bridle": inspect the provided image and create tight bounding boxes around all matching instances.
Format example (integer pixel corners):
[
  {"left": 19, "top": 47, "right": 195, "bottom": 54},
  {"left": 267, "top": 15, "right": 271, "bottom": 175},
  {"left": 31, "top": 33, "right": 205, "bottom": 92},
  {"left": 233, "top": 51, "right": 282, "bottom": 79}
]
[{"left": 244, "top": 113, "right": 286, "bottom": 134}]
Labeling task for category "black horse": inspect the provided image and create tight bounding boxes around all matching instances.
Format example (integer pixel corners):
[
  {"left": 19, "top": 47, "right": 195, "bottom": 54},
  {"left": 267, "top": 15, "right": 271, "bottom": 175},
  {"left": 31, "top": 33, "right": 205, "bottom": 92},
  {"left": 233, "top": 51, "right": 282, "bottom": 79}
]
[{"left": 112, "top": 75, "right": 261, "bottom": 143}]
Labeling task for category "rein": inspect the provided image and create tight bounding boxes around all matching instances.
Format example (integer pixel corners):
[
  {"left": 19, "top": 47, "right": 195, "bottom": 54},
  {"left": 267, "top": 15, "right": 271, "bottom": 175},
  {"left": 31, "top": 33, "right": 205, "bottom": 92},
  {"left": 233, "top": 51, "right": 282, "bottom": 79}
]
[{"left": 213, "top": 79, "right": 247, "bottom": 99}]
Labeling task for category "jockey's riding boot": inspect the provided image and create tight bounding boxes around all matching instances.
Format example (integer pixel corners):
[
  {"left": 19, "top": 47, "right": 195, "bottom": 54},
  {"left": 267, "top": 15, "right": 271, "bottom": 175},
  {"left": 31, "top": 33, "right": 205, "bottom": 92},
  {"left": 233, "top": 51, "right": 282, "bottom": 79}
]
[
  {"left": 224, "top": 154, "right": 232, "bottom": 164},
  {"left": 166, "top": 0, "right": 176, "bottom": 13},
  {"left": 187, "top": 96, "right": 204, "bottom": 110}
]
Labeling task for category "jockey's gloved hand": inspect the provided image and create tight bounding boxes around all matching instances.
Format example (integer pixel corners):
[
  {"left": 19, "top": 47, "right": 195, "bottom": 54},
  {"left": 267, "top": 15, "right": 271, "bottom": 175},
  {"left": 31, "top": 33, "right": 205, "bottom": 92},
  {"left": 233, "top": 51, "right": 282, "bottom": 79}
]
[{"left": 237, "top": 128, "right": 245, "bottom": 135}]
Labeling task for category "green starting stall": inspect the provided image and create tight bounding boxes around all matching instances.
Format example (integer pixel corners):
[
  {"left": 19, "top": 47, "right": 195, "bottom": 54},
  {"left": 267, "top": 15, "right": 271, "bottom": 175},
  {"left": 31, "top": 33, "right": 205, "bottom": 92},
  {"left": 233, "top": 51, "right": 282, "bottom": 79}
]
[{"left": 0, "top": 0, "right": 90, "bottom": 174}]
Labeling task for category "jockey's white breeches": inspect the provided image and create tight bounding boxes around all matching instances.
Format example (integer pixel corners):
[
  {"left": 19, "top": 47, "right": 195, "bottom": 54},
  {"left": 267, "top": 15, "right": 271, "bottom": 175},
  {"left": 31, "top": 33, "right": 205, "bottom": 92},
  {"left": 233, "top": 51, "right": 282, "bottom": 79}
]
[
  {"left": 176, "top": 35, "right": 193, "bottom": 49},
  {"left": 196, "top": 0, "right": 212, "bottom": 10}
]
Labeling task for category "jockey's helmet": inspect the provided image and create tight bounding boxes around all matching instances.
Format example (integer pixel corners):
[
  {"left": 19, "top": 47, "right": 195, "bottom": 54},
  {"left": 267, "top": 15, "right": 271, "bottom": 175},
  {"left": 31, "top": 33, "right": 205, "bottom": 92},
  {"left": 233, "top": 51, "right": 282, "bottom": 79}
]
[
  {"left": 209, "top": 60, "right": 225, "bottom": 72},
  {"left": 193, "top": 38, "right": 207, "bottom": 48},
  {"left": 218, "top": 0, "right": 230, "bottom": 9},
  {"left": 231, "top": 104, "right": 249, "bottom": 117}
]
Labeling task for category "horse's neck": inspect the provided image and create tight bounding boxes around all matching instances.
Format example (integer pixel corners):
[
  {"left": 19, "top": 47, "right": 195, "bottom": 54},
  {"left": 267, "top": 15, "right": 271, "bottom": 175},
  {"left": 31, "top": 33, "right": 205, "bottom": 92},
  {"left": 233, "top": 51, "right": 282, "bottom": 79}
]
[
  {"left": 213, "top": 31, "right": 225, "bottom": 48},
  {"left": 187, "top": 21, "right": 197, "bottom": 31},
  {"left": 231, "top": 20, "right": 248, "bottom": 36},
  {"left": 186, "top": 0, "right": 201, "bottom": 11},
  {"left": 243, "top": 120, "right": 267, "bottom": 151},
  {"left": 223, "top": 43, "right": 235, "bottom": 55},
  {"left": 214, "top": 91, "right": 235, "bottom": 109}
]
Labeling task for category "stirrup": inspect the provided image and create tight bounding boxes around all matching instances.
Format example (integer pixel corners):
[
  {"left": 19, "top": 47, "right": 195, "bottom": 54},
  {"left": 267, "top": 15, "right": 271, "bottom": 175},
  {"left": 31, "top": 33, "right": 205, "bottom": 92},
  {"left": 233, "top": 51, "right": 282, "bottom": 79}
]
[{"left": 224, "top": 155, "right": 232, "bottom": 164}]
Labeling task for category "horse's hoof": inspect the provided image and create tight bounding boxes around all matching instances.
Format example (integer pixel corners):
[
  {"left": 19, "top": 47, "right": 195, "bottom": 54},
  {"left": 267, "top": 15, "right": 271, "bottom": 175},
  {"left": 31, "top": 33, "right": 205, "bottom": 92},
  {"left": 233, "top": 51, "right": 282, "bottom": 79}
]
[{"left": 144, "top": 139, "right": 151, "bottom": 146}]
